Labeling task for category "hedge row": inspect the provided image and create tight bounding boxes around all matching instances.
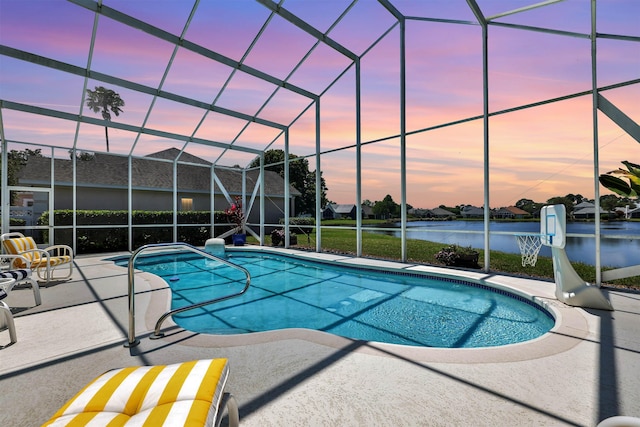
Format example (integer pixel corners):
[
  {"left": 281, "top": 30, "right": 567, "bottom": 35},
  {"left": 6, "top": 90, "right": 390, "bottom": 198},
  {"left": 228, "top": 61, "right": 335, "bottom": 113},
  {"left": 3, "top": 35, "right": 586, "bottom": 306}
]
[
  {"left": 40, "top": 210, "right": 229, "bottom": 226},
  {"left": 29, "top": 211, "right": 317, "bottom": 254},
  {"left": 279, "top": 216, "right": 315, "bottom": 235},
  {"left": 39, "top": 210, "right": 234, "bottom": 254}
]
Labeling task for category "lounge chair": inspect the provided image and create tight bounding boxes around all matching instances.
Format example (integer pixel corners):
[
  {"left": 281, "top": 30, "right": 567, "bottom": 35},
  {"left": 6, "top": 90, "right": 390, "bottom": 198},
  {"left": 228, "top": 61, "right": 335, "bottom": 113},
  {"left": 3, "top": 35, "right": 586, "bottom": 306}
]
[
  {"left": 41, "top": 358, "right": 239, "bottom": 426},
  {"left": 0, "top": 254, "right": 42, "bottom": 306},
  {"left": 0, "top": 277, "right": 17, "bottom": 345},
  {"left": 1, "top": 232, "right": 73, "bottom": 284}
]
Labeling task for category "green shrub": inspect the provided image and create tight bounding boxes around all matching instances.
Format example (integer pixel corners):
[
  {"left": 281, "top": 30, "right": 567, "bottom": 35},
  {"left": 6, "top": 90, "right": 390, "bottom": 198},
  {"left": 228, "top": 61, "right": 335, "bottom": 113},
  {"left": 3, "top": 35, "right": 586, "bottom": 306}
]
[
  {"left": 280, "top": 216, "right": 315, "bottom": 235},
  {"left": 39, "top": 210, "right": 233, "bottom": 254}
]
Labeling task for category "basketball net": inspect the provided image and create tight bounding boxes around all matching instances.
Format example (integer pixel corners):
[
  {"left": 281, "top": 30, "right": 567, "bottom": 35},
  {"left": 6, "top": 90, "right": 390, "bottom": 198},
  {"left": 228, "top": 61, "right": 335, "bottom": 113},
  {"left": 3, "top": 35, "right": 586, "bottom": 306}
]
[{"left": 516, "top": 234, "right": 543, "bottom": 267}]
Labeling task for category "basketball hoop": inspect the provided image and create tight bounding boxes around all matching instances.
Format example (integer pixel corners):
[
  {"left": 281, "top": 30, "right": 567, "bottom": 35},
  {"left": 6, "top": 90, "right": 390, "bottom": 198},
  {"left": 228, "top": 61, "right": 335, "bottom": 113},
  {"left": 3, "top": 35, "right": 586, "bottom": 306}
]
[{"left": 515, "top": 234, "right": 543, "bottom": 267}]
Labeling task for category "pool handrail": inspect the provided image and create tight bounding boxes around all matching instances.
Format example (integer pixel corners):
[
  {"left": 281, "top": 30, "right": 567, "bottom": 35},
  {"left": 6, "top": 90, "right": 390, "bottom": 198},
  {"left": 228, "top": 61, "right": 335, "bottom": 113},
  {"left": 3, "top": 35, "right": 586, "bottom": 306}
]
[{"left": 125, "top": 242, "right": 251, "bottom": 348}]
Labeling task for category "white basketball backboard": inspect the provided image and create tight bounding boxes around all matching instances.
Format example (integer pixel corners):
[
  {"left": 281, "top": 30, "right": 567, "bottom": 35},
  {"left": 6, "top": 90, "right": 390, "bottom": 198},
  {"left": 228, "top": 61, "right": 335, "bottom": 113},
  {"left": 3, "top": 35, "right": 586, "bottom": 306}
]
[{"left": 540, "top": 204, "right": 566, "bottom": 248}]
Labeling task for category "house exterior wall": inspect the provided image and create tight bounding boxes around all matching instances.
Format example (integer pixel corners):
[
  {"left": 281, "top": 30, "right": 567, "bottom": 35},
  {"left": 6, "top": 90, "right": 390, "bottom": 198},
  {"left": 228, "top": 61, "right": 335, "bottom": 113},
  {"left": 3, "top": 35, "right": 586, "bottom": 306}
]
[
  {"left": 55, "top": 187, "right": 179, "bottom": 211},
  {"left": 16, "top": 151, "right": 300, "bottom": 237},
  {"left": 322, "top": 207, "right": 337, "bottom": 219},
  {"left": 52, "top": 186, "right": 290, "bottom": 225},
  {"left": 242, "top": 196, "right": 290, "bottom": 225}
]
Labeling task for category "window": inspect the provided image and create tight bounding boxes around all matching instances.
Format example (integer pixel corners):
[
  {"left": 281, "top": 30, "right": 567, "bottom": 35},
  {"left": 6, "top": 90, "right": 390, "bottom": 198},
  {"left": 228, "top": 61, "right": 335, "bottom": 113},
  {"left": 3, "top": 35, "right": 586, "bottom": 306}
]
[{"left": 181, "top": 198, "right": 193, "bottom": 211}]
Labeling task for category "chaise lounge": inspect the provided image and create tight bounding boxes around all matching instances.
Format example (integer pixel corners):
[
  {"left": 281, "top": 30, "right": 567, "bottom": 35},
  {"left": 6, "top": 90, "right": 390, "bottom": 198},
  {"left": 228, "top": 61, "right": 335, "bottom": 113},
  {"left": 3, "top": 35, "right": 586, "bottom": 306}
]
[
  {"left": 0, "top": 277, "right": 17, "bottom": 345},
  {"left": 1, "top": 232, "right": 73, "bottom": 284},
  {"left": 41, "top": 358, "right": 239, "bottom": 426},
  {"left": 0, "top": 253, "right": 42, "bottom": 306}
]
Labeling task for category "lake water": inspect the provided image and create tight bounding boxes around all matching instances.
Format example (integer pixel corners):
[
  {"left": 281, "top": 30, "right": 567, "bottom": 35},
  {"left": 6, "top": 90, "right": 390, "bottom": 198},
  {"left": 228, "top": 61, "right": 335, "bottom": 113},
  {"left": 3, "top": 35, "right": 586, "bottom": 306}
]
[{"left": 370, "top": 220, "right": 640, "bottom": 268}]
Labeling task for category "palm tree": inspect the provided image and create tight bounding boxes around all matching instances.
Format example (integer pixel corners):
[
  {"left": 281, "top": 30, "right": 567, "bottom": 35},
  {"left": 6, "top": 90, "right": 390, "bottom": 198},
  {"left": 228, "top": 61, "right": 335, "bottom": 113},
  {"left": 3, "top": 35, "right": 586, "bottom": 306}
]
[{"left": 85, "top": 86, "right": 125, "bottom": 152}]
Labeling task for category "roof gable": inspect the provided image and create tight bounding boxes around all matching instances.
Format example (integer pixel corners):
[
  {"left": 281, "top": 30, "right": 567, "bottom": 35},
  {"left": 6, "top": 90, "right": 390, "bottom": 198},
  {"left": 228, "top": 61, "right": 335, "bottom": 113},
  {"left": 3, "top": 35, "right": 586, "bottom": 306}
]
[
  {"left": 430, "top": 207, "right": 455, "bottom": 216},
  {"left": 18, "top": 151, "right": 300, "bottom": 197},
  {"left": 506, "top": 206, "right": 529, "bottom": 215},
  {"left": 145, "top": 148, "right": 212, "bottom": 165},
  {"left": 332, "top": 204, "right": 356, "bottom": 213}
]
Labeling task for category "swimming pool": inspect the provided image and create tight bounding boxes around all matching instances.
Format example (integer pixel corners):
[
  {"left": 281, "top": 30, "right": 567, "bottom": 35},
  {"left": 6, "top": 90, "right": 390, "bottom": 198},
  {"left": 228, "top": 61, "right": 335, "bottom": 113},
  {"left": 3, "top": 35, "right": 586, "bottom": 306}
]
[{"left": 122, "top": 250, "right": 555, "bottom": 348}]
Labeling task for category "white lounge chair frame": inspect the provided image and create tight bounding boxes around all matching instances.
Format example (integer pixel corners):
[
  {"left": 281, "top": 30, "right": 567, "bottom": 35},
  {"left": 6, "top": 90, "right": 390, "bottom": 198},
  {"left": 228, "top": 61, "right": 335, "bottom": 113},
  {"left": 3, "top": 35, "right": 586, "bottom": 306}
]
[
  {"left": 1, "top": 232, "right": 73, "bottom": 284},
  {"left": 0, "top": 253, "right": 42, "bottom": 305},
  {"left": 0, "top": 277, "right": 17, "bottom": 345}
]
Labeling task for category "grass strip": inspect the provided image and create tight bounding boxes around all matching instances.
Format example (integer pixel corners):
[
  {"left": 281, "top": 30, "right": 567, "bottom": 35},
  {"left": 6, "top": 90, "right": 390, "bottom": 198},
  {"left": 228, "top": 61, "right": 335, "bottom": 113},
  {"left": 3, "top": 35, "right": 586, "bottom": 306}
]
[{"left": 251, "top": 226, "right": 640, "bottom": 288}]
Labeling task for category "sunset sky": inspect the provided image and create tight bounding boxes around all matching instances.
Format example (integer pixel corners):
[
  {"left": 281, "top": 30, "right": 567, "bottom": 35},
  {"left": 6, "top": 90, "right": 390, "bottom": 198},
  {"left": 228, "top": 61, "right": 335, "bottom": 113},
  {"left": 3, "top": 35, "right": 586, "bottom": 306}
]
[{"left": 1, "top": 0, "right": 638, "bottom": 209}]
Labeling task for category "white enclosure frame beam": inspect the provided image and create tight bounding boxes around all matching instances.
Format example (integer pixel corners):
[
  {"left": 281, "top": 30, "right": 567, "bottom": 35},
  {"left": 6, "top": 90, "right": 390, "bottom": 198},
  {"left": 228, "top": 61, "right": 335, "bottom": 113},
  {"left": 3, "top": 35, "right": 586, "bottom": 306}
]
[
  {"left": 399, "top": 15, "right": 407, "bottom": 262},
  {"left": 260, "top": 154, "right": 265, "bottom": 245},
  {"left": 69, "top": 0, "right": 317, "bottom": 100},
  {"left": 128, "top": 157, "right": 132, "bottom": 252},
  {"left": 591, "top": 0, "right": 602, "bottom": 285},
  {"left": 355, "top": 58, "right": 363, "bottom": 257},
  {"left": 0, "top": 109, "right": 8, "bottom": 235},
  {"left": 0, "top": 47, "right": 288, "bottom": 135},
  {"left": 466, "top": 0, "right": 491, "bottom": 273},
  {"left": 172, "top": 160, "right": 178, "bottom": 242},
  {"left": 315, "top": 101, "right": 322, "bottom": 252},
  {"left": 0, "top": 100, "right": 264, "bottom": 156},
  {"left": 284, "top": 130, "right": 290, "bottom": 246}
]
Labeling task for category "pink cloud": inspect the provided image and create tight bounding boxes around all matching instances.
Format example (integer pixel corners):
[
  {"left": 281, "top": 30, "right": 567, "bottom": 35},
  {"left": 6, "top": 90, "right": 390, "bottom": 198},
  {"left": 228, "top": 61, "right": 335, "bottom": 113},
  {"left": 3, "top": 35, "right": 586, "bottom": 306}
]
[{"left": 0, "top": 1, "right": 94, "bottom": 66}]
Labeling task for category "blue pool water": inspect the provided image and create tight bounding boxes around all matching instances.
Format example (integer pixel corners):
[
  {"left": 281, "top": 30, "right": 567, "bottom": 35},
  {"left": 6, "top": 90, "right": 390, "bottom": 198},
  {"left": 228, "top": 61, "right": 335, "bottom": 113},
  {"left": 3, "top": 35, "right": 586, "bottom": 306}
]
[{"left": 121, "top": 250, "right": 555, "bottom": 348}]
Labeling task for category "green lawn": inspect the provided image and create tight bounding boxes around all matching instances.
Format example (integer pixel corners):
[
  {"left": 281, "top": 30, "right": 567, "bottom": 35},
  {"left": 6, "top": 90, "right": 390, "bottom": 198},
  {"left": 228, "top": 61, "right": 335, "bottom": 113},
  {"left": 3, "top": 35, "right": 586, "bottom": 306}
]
[{"left": 252, "top": 224, "right": 640, "bottom": 288}]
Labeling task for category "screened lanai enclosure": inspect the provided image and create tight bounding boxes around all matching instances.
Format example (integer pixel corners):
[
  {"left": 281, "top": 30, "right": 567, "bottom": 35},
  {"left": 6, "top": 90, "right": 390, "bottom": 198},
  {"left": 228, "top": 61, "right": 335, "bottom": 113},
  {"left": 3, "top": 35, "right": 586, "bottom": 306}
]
[{"left": 1, "top": 0, "right": 639, "bottom": 284}]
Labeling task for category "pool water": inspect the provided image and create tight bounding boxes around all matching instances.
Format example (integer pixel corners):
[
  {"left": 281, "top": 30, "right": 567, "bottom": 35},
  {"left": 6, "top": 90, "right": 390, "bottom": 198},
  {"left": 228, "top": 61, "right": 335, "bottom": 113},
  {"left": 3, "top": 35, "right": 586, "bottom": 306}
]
[{"left": 123, "top": 251, "right": 555, "bottom": 348}]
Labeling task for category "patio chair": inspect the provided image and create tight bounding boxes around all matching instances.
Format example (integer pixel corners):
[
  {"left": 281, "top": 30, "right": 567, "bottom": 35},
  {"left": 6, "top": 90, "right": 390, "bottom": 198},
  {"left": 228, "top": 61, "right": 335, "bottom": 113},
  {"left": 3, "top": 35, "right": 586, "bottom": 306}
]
[
  {"left": 42, "top": 358, "right": 239, "bottom": 426},
  {"left": 0, "top": 277, "right": 17, "bottom": 345},
  {"left": 0, "top": 232, "right": 73, "bottom": 284},
  {"left": 0, "top": 254, "right": 42, "bottom": 306}
]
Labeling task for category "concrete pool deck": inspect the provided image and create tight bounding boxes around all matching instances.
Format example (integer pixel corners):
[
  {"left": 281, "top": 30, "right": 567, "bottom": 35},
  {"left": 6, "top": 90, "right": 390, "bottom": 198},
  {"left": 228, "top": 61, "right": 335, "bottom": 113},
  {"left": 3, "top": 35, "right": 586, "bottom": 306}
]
[{"left": 1, "top": 247, "right": 639, "bottom": 426}]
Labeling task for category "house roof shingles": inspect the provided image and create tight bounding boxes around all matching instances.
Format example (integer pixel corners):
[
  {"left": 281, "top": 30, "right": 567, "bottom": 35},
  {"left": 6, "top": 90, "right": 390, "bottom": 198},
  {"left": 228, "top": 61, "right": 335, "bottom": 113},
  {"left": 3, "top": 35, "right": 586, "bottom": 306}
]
[{"left": 18, "top": 149, "right": 300, "bottom": 197}]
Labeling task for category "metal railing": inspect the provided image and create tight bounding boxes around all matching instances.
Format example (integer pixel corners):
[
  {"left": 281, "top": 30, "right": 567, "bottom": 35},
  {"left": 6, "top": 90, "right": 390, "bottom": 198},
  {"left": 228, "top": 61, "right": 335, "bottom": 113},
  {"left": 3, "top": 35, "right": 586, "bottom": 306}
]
[{"left": 125, "top": 242, "right": 251, "bottom": 348}]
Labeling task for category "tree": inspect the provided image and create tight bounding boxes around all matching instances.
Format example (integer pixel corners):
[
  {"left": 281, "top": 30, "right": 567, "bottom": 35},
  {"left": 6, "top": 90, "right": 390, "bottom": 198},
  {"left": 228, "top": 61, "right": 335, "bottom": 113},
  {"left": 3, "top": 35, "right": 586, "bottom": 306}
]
[
  {"left": 249, "top": 149, "right": 329, "bottom": 216},
  {"left": 546, "top": 196, "right": 574, "bottom": 214},
  {"left": 6, "top": 148, "right": 42, "bottom": 185},
  {"left": 599, "top": 194, "right": 621, "bottom": 213},
  {"left": 515, "top": 198, "right": 535, "bottom": 212},
  {"left": 297, "top": 169, "right": 329, "bottom": 215},
  {"left": 68, "top": 150, "right": 95, "bottom": 161},
  {"left": 439, "top": 204, "right": 461, "bottom": 215},
  {"left": 373, "top": 195, "right": 400, "bottom": 219},
  {"left": 85, "top": 86, "right": 125, "bottom": 152},
  {"left": 3, "top": 149, "right": 42, "bottom": 204},
  {"left": 514, "top": 198, "right": 543, "bottom": 214}
]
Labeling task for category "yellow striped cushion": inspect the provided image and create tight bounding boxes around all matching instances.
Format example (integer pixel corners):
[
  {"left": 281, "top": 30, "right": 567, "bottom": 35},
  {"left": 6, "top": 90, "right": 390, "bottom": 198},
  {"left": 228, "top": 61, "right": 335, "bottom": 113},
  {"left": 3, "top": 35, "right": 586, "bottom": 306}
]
[
  {"left": 31, "top": 256, "right": 72, "bottom": 269},
  {"left": 3, "top": 236, "right": 37, "bottom": 254},
  {"left": 2, "top": 237, "right": 71, "bottom": 269},
  {"left": 3, "top": 237, "right": 39, "bottom": 267},
  {"left": 42, "top": 359, "right": 229, "bottom": 426}
]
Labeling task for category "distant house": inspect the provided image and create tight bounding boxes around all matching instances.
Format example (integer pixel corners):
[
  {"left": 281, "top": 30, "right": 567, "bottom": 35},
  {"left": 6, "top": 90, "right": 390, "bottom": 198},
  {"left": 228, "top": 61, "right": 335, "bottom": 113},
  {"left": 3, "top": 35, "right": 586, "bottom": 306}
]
[
  {"left": 410, "top": 207, "right": 455, "bottom": 219},
  {"left": 429, "top": 207, "right": 456, "bottom": 219},
  {"left": 506, "top": 206, "right": 530, "bottom": 218},
  {"left": 573, "top": 201, "right": 594, "bottom": 210},
  {"left": 572, "top": 202, "right": 606, "bottom": 219},
  {"left": 493, "top": 206, "right": 530, "bottom": 219},
  {"left": 323, "top": 203, "right": 374, "bottom": 220},
  {"left": 361, "top": 204, "right": 375, "bottom": 219},
  {"left": 322, "top": 204, "right": 337, "bottom": 219},
  {"left": 613, "top": 205, "right": 640, "bottom": 219},
  {"left": 460, "top": 205, "right": 484, "bottom": 218},
  {"left": 492, "top": 207, "right": 514, "bottom": 219},
  {"left": 323, "top": 203, "right": 357, "bottom": 220},
  {"left": 17, "top": 148, "right": 300, "bottom": 225}
]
